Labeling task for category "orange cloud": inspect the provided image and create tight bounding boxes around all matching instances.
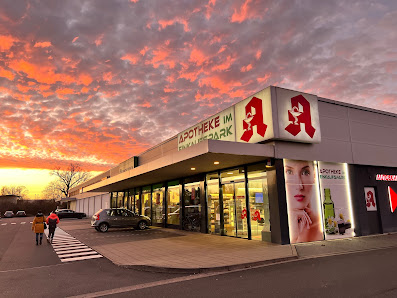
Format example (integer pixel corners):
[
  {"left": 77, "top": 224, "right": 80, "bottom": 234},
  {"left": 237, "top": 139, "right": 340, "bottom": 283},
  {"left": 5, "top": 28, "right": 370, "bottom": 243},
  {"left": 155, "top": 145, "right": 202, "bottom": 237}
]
[
  {"left": 211, "top": 55, "right": 235, "bottom": 71},
  {"left": 148, "top": 41, "right": 176, "bottom": 69},
  {"left": 0, "top": 66, "right": 15, "bottom": 81},
  {"left": 140, "top": 46, "right": 149, "bottom": 56},
  {"left": 122, "top": 53, "right": 140, "bottom": 64},
  {"left": 231, "top": 0, "right": 266, "bottom": 23},
  {"left": 158, "top": 17, "right": 189, "bottom": 32},
  {"left": 255, "top": 50, "right": 261, "bottom": 60},
  {"left": 189, "top": 48, "right": 207, "bottom": 66},
  {"left": 95, "top": 34, "right": 104, "bottom": 46},
  {"left": 79, "top": 73, "right": 93, "bottom": 86},
  {"left": 257, "top": 73, "right": 271, "bottom": 83},
  {"left": 0, "top": 35, "right": 18, "bottom": 50},
  {"left": 199, "top": 75, "right": 242, "bottom": 94},
  {"left": 241, "top": 64, "right": 252, "bottom": 72},
  {"left": 34, "top": 41, "right": 52, "bottom": 48}
]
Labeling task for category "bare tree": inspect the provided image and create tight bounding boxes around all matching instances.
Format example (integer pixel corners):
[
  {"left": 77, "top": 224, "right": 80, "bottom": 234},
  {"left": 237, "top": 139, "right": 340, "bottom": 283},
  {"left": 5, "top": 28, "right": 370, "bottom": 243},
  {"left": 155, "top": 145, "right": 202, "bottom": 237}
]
[
  {"left": 51, "top": 163, "right": 92, "bottom": 197},
  {"left": 41, "top": 180, "right": 63, "bottom": 200},
  {"left": 0, "top": 185, "right": 29, "bottom": 199}
]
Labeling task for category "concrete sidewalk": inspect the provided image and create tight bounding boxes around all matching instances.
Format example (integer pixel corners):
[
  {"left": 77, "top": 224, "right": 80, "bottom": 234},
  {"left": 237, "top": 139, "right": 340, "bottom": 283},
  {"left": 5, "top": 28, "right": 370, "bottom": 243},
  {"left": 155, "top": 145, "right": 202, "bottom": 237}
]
[{"left": 59, "top": 220, "right": 397, "bottom": 273}]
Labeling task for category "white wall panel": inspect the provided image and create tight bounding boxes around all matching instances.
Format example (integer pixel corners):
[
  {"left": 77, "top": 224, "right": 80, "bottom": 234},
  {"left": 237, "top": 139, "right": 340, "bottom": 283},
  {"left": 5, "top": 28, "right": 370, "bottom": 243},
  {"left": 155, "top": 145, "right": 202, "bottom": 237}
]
[{"left": 88, "top": 197, "right": 95, "bottom": 216}]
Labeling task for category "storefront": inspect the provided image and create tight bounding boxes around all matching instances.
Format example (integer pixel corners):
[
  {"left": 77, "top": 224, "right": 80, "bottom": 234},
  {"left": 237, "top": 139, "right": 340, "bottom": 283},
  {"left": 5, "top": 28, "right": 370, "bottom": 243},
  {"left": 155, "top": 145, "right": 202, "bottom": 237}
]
[{"left": 70, "top": 86, "right": 397, "bottom": 245}]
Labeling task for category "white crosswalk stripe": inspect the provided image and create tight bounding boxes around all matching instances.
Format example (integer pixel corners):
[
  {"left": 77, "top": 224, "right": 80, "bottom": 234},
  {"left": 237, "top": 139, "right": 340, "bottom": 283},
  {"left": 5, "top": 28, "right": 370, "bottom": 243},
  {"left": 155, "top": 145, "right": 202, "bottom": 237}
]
[{"left": 45, "top": 228, "right": 102, "bottom": 263}]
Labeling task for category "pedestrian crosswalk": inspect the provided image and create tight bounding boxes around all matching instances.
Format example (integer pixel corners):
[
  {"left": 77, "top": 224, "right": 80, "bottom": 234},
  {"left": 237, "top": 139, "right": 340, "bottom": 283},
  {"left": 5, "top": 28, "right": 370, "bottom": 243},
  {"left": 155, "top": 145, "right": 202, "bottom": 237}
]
[{"left": 45, "top": 228, "right": 103, "bottom": 263}]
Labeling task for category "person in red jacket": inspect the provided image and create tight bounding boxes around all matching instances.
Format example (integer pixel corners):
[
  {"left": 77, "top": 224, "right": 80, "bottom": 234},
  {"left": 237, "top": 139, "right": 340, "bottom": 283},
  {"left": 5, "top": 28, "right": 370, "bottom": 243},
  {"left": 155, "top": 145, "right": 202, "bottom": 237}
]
[{"left": 46, "top": 211, "right": 60, "bottom": 243}]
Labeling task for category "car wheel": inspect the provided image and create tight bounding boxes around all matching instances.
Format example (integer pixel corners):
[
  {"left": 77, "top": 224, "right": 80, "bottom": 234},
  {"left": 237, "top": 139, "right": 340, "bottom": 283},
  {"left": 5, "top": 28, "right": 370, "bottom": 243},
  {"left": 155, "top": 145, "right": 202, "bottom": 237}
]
[
  {"left": 137, "top": 221, "right": 147, "bottom": 230},
  {"left": 99, "top": 223, "right": 109, "bottom": 233}
]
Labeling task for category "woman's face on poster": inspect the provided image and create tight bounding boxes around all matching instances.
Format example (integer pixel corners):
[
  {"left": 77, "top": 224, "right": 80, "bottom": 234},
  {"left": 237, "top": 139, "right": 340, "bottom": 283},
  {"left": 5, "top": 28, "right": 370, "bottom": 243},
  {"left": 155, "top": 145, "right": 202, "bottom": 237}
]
[{"left": 284, "top": 160, "right": 315, "bottom": 209}]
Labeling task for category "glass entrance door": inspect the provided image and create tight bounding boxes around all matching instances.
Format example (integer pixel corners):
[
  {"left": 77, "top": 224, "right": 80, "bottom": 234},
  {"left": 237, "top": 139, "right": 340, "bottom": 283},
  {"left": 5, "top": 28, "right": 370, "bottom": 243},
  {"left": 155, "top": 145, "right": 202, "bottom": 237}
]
[{"left": 222, "top": 182, "right": 248, "bottom": 239}]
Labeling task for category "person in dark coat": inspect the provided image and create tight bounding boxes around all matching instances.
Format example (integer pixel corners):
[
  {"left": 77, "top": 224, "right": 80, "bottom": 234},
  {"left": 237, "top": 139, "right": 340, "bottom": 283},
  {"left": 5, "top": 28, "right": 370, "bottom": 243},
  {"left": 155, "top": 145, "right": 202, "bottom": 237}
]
[
  {"left": 46, "top": 211, "right": 60, "bottom": 243},
  {"left": 32, "top": 211, "right": 47, "bottom": 245}
]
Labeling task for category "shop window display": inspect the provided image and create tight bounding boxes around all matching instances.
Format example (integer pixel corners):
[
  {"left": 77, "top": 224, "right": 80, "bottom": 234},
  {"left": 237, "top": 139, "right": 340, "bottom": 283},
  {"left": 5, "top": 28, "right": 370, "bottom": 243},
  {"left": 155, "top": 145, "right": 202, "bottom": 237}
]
[
  {"left": 152, "top": 184, "right": 164, "bottom": 225},
  {"left": 206, "top": 172, "right": 220, "bottom": 235},
  {"left": 141, "top": 186, "right": 151, "bottom": 218},
  {"left": 247, "top": 164, "right": 270, "bottom": 241},
  {"left": 167, "top": 183, "right": 180, "bottom": 226},
  {"left": 183, "top": 182, "right": 201, "bottom": 231}
]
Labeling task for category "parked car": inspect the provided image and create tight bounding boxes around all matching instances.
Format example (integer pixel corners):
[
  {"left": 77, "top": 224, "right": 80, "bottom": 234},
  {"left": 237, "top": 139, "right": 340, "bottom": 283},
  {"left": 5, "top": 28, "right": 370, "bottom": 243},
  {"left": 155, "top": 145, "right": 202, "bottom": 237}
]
[
  {"left": 15, "top": 211, "right": 27, "bottom": 217},
  {"left": 91, "top": 208, "right": 151, "bottom": 232},
  {"left": 55, "top": 209, "right": 86, "bottom": 219},
  {"left": 3, "top": 211, "right": 14, "bottom": 218}
]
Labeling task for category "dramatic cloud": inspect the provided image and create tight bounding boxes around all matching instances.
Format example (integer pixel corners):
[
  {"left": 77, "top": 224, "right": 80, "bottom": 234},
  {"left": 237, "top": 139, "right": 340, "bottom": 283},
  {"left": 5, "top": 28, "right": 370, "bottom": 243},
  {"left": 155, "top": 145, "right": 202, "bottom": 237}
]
[{"left": 0, "top": 0, "right": 396, "bottom": 176}]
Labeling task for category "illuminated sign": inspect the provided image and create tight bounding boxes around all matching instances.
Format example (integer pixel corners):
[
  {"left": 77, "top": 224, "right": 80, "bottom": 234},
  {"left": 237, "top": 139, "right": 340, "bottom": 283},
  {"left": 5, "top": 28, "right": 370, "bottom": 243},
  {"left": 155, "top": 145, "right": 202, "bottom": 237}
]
[
  {"left": 376, "top": 174, "right": 397, "bottom": 181},
  {"left": 388, "top": 186, "right": 397, "bottom": 212},
  {"left": 235, "top": 87, "right": 274, "bottom": 143},
  {"left": 276, "top": 88, "right": 321, "bottom": 143},
  {"left": 177, "top": 86, "right": 321, "bottom": 151},
  {"left": 178, "top": 107, "right": 235, "bottom": 151}
]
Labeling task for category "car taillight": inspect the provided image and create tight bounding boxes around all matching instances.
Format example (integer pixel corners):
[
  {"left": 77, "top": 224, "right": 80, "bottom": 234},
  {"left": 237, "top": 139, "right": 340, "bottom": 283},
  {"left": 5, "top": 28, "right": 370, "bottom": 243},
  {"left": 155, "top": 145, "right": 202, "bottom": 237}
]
[{"left": 96, "top": 214, "right": 100, "bottom": 221}]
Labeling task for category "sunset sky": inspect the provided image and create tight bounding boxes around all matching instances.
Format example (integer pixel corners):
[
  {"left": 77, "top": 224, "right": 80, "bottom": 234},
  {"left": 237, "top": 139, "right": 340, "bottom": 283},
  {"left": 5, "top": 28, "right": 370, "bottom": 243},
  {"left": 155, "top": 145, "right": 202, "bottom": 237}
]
[{"left": 0, "top": 0, "right": 396, "bottom": 199}]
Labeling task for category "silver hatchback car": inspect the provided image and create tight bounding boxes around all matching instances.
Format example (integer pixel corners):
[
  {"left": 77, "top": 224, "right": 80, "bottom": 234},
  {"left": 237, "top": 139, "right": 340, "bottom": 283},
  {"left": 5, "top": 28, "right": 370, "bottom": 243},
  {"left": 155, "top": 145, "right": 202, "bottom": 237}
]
[{"left": 91, "top": 208, "right": 151, "bottom": 232}]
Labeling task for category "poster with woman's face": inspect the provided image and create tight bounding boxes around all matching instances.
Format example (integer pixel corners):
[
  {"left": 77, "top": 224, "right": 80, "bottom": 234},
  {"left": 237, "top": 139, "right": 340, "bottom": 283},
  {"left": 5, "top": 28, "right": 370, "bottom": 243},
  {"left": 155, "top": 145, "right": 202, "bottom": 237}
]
[{"left": 284, "top": 159, "right": 323, "bottom": 244}]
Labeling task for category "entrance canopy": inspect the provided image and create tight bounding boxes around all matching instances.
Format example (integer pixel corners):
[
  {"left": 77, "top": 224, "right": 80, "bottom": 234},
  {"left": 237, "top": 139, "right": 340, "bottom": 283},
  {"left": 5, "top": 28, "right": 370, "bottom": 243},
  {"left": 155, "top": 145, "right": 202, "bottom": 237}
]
[{"left": 85, "top": 139, "right": 274, "bottom": 193}]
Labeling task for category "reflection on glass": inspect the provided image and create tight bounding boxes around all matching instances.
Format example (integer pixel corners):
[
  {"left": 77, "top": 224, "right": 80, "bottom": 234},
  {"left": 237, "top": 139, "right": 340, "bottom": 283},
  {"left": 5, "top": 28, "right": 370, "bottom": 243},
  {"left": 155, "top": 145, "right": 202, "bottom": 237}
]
[
  {"left": 117, "top": 192, "right": 123, "bottom": 208},
  {"left": 183, "top": 182, "right": 201, "bottom": 231},
  {"left": 135, "top": 191, "right": 141, "bottom": 215},
  {"left": 167, "top": 185, "right": 180, "bottom": 225},
  {"left": 248, "top": 179, "right": 270, "bottom": 240},
  {"left": 152, "top": 187, "right": 164, "bottom": 225},
  {"left": 206, "top": 173, "right": 220, "bottom": 235},
  {"left": 141, "top": 188, "right": 151, "bottom": 218},
  {"left": 111, "top": 192, "right": 117, "bottom": 208},
  {"left": 128, "top": 190, "right": 134, "bottom": 211}
]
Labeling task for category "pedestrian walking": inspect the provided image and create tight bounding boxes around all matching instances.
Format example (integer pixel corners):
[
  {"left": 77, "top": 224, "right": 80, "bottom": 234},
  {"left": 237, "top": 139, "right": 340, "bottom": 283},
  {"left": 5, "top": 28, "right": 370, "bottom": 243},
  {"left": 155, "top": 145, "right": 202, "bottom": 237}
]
[
  {"left": 46, "top": 211, "right": 60, "bottom": 243},
  {"left": 32, "top": 210, "right": 47, "bottom": 245}
]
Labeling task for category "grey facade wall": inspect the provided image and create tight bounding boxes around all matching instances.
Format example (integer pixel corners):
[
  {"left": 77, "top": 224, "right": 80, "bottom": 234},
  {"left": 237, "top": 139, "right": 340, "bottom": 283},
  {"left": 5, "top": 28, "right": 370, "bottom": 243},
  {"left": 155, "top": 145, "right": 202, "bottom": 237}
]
[{"left": 274, "top": 99, "right": 397, "bottom": 167}]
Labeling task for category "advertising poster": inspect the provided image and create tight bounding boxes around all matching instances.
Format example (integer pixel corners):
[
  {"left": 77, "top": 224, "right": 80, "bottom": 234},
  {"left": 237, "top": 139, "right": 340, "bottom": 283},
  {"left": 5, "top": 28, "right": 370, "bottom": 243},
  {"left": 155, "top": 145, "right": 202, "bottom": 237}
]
[
  {"left": 284, "top": 159, "right": 323, "bottom": 244},
  {"left": 364, "top": 187, "right": 377, "bottom": 211},
  {"left": 318, "top": 162, "right": 354, "bottom": 239}
]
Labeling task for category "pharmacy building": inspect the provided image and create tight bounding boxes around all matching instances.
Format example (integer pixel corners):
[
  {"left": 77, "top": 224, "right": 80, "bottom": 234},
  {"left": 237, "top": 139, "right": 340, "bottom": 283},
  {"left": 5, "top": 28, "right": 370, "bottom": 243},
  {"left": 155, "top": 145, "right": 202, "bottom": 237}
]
[{"left": 68, "top": 86, "right": 397, "bottom": 245}]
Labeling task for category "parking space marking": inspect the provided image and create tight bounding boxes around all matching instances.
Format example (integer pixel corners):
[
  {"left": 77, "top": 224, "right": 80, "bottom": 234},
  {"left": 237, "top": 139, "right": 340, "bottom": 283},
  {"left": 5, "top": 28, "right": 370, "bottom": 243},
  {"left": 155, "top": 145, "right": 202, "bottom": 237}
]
[
  {"left": 11, "top": 223, "right": 16, "bottom": 225},
  {"left": 1, "top": 223, "right": 6, "bottom": 226},
  {"left": 45, "top": 228, "right": 102, "bottom": 263}
]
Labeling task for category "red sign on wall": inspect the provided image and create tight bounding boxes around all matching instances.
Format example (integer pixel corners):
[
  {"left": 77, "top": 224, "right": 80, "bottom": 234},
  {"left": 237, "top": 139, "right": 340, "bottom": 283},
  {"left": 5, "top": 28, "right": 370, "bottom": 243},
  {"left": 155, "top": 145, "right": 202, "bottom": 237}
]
[{"left": 388, "top": 186, "right": 397, "bottom": 212}]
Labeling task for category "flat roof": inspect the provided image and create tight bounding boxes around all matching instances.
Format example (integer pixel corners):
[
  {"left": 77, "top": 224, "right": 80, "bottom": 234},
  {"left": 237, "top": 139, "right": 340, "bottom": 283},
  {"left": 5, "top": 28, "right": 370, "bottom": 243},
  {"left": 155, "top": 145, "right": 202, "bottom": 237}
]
[{"left": 84, "top": 139, "right": 274, "bottom": 193}]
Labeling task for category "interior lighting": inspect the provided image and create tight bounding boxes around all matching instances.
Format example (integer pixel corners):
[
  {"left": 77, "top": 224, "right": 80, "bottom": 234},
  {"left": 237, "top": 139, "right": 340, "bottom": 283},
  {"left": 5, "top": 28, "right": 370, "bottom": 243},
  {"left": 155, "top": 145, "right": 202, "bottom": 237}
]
[
  {"left": 227, "top": 172, "right": 233, "bottom": 175},
  {"left": 191, "top": 167, "right": 196, "bottom": 171},
  {"left": 214, "top": 161, "right": 220, "bottom": 165}
]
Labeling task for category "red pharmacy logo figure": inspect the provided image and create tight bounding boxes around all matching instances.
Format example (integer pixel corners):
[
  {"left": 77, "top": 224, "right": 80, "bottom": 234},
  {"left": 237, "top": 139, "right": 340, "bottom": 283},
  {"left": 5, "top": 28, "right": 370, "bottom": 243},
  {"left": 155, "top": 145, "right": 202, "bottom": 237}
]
[
  {"left": 240, "top": 97, "right": 267, "bottom": 142},
  {"left": 285, "top": 95, "right": 316, "bottom": 138},
  {"left": 366, "top": 191, "right": 376, "bottom": 208},
  {"left": 241, "top": 209, "right": 247, "bottom": 219},
  {"left": 251, "top": 210, "right": 261, "bottom": 221}
]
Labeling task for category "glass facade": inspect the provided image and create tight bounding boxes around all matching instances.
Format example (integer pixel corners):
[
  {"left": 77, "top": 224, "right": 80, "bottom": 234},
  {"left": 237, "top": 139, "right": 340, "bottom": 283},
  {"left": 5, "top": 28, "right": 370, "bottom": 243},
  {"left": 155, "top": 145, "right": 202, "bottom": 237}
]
[
  {"left": 247, "top": 163, "right": 270, "bottom": 241},
  {"left": 167, "top": 181, "right": 180, "bottom": 226},
  {"left": 152, "top": 184, "right": 164, "bottom": 226},
  {"left": 183, "top": 182, "right": 201, "bottom": 231},
  {"left": 142, "top": 186, "right": 151, "bottom": 218},
  {"left": 207, "top": 172, "right": 220, "bottom": 235},
  {"left": 110, "top": 162, "right": 272, "bottom": 241}
]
